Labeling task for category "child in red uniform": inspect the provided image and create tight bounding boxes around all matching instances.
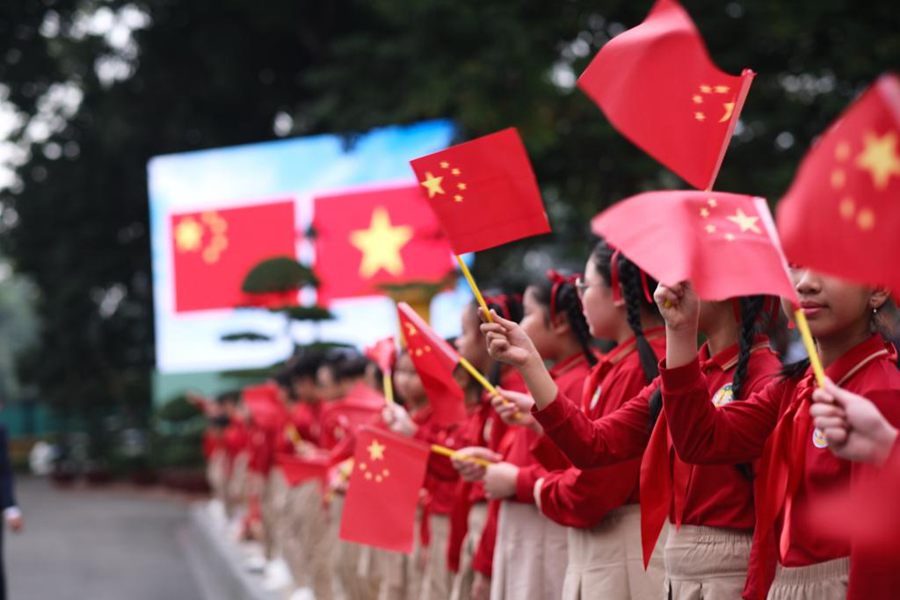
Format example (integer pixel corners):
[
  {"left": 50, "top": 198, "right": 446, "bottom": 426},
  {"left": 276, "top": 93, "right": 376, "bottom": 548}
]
[
  {"left": 655, "top": 268, "right": 900, "bottom": 599},
  {"left": 494, "top": 294, "right": 783, "bottom": 599},
  {"left": 471, "top": 271, "right": 595, "bottom": 599},
  {"left": 482, "top": 240, "right": 666, "bottom": 600}
]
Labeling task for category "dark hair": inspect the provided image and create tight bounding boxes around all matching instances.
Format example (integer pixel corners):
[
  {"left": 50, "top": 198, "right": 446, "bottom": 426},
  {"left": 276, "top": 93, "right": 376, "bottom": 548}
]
[
  {"left": 290, "top": 349, "right": 325, "bottom": 381},
  {"left": 590, "top": 239, "right": 661, "bottom": 384},
  {"left": 321, "top": 347, "right": 368, "bottom": 382},
  {"left": 530, "top": 274, "right": 598, "bottom": 366}
]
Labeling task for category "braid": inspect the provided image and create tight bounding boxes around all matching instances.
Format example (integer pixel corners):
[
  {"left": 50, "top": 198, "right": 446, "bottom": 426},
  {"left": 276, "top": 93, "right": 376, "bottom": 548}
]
[
  {"left": 559, "top": 284, "right": 599, "bottom": 366},
  {"left": 731, "top": 295, "right": 765, "bottom": 400},
  {"left": 618, "top": 255, "right": 660, "bottom": 384}
]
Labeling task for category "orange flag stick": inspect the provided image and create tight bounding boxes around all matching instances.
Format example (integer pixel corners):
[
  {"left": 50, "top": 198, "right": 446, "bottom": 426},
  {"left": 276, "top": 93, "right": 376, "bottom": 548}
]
[
  {"left": 430, "top": 444, "right": 493, "bottom": 467},
  {"left": 456, "top": 255, "right": 493, "bottom": 323}
]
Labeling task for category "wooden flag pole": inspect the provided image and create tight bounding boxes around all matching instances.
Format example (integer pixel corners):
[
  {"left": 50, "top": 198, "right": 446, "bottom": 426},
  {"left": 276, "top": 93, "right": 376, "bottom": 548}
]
[
  {"left": 383, "top": 369, "right": 395, "bottom": 404},
  {"left": 430, "top": 444, "right": 493, "bottom": 467},
  {"left": 793, "top": 309, "right": 826, "bottom": 386},
  {"left": 458, "top": 356, "right": 499, "bottom": 397},
  {"left": 456, "top": 255, "right": 493, "bottom": 323}
]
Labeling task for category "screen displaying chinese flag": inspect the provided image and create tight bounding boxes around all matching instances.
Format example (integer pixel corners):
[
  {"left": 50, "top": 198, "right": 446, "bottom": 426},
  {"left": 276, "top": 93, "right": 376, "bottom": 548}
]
[
  {"left": 170, "top": 200, "right": 296, "bottom": 312},
  {"left": 339, "top": 426, "right": 430, "bottom": 553},
  {"left": 409, "top": 128, "right": 551, "bottom": 254},
  {"left": 578, "top": 0, "right": 754, "bottom": 190},
  {"left": 313, "top": 185, "right": 456, "bottom": 305}
]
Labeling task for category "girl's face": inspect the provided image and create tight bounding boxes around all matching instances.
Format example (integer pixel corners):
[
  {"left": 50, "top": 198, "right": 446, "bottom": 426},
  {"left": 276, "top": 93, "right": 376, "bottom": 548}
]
[
  {"left": 455, "top": 305, "right": 490, "bottom": 370},
  {"left": 521, "top": 286, "right": 558, "bottom": 360},
  {"left": 785, "top": 267, "right": 886, "bottom": 339},
  {"left": 580, "top": 256, "right": 620, "bottom": 340},
  {"left": 393, "top": 353, "right": 425, "bottom": 405}
]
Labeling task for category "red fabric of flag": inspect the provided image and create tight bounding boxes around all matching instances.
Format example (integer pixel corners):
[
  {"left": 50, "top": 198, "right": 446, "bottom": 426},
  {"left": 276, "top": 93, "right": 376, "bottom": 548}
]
[
  {"left": 397, "top": 303, "right": 466, "bottom": 425},
  {"left": 365, "top": 336, "right": 397, "bottom": 374},
  {"left": 339, "top": 426, "right": 430, "bottom": 553},
  {"left": 592, "top": 190, "right": 798, "bottom": 302},
  {"left": 242, "top": 383, "right": 288, "bottom": 429},
  {"left": 409, "top": 128, "right": 550, "bottom": 254},
  {"left": 578, "top": 0, "right": 754, "bottom": 190},
  {"left": 777, "top": 73, "right": 900, "bottom": 294},
  {"left": 170, "top": 200, "right": 297, "bottom": 312},
  {"left": 313, "top": 184, "right": 456, "bottom": 305},
  {"left": 275, "top": 453, "right": 329, "bottom": 488}
]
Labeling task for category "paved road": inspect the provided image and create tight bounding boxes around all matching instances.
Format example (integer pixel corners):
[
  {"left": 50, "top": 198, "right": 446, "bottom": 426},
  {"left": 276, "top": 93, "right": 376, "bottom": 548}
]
[{"left": 6, "top": 477, "right": 204, "bottom": 600}]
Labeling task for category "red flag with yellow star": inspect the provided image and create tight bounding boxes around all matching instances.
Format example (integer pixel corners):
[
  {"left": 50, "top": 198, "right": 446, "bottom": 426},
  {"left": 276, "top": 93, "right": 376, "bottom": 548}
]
[
  {"left": 578, "top": 0, "right": 754, "bottom": 190},
  {"left": 397, "top": 302, "right": 466, "bottom": 425},
  {"left": 409, "top": 128, "right": 551, "bottom": 254},
  {"left": 592, "top": 191, "right": 798, "bottom": 302},
  {"left": 339, "top": 426, "right": 430, "bottom": 553},
  {"left": 777, "top": 74, "right": 900, "bottom": 293},
  {"left": 312, "top": 185, "right": 456, "bottom": 305},
  {"left": 170, "top": 200, "right": 297, "bottom": 312}
]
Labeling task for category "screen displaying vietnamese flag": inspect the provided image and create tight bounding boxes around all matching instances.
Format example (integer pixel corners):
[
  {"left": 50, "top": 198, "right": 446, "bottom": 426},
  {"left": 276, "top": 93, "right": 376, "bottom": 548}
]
[{"left": 170, "top": 200, "right": 296, "bottom": 313}]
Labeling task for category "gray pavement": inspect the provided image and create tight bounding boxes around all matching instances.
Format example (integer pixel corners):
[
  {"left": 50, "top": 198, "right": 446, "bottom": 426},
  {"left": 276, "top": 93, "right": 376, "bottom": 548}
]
[{"left": 6, "top": 476, "right": 204, "bottom": 600}]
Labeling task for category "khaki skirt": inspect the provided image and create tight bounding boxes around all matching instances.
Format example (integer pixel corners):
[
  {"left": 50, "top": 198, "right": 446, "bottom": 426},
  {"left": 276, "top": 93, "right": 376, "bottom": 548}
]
[
  {"left": 767, "top": 557, "right": 849, "bottom": 600},
  {"left": 664, "top": 524, "right": 752, "bottom": 600}
]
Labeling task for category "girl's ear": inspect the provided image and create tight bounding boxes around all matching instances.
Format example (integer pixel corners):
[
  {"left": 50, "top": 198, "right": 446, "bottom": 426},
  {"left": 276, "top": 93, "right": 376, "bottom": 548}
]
[
  {"left": 550, "top": 311, "right": 571, "bottom": 334},
  {"left": 871, "top": 287, "right": 891, "bottom": 311}
]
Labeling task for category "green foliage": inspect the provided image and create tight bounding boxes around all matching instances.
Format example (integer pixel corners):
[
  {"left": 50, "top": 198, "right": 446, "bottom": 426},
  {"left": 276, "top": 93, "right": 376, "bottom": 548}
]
[
  {"left": 241, "top": 256, "right": 319, "bottom": 293},
  {"left": 0, "top": 0, "right": 896, "bottom": 426}
]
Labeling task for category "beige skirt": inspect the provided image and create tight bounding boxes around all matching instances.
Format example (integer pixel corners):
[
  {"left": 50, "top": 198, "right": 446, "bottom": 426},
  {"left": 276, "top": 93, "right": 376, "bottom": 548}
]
[
  {"left": 281, "top": 479, "right": 320, "bottom": 587},
  {"left": 206, "top": 449, "right": 228, "bottom": 502},
  {"left": 562, "top": 504, "right": 666, "bottom": 600},
  {"left": 490, "top": 501, "right": 568, "bottom": 600},
  {"left": 378, "top": 508, "right": 423, "bottom": 600},
  {"left": 767, "top": 557, "right": 849, "bottom": 600},
  {"left": 664, "top": 524, "right": 752, "bottom": 600},
  {"left": 450, "top": 502, "right": 490, "bottom": 600}
]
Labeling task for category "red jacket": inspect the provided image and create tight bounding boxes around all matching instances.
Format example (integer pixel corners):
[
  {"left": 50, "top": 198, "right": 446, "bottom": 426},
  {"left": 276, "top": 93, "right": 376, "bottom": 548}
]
[
  {"left": 537, "top": 330, "right": 665, "bottom": 529},
  {"left": 660, "top": 334, "right": 900, "bottom": 599}
]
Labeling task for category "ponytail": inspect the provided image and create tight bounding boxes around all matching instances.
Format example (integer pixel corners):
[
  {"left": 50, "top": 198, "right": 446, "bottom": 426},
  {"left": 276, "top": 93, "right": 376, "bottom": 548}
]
[{"left": 533, "top": 271, "right": 598, "bottom": 366}]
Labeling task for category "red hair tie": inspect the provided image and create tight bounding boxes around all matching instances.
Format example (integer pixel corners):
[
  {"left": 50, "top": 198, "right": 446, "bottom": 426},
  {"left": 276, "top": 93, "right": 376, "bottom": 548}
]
[
  {"left": 483, "top": 294, "right": 510, "bottom": 320},
  {"left": 546, "top": 269, "right": 581, "bottom": 321}
]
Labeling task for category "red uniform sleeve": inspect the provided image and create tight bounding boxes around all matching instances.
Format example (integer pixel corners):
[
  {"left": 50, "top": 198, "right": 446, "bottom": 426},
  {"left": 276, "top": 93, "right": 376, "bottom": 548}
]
[
  {"left": 534, "top": 382, "right": 657, "bottom": 469},
  {"left": 472, "top": 499, "right": 500, "bottom": 578},
  {"left": 537, "top": 461, "right": 640, "bottom": 529},
  {"left": 660, "top": 357, "right": 785, "bottom": 464}
]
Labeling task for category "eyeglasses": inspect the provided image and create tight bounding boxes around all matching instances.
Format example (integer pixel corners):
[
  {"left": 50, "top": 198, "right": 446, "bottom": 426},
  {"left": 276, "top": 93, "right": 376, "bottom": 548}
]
[{"left": 574, "top": 277, "right": 603, "bottom": 298}]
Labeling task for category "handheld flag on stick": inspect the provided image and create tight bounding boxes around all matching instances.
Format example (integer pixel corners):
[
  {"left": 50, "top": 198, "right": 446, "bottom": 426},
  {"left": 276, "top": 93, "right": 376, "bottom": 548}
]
[
  {"left": 430, "top": 444, "right": 494, "bottom": 467},
  {"left": 578, "top": 0, "right": 754, "bottom": 190},
  {"left": 339, "top": 427, "right": 430, "bottom": 553},
  {"left": 365, "top": 336, "right": 397, "bottom": 404},
  {"left": 410, "top": 128, "right": 551, "bottom": 322},
  {"left": 591, "top": 190, "right": 798, "bottom": 303},
  {"left": 777, "top": 73, "right": 900, "bottom": 296}
]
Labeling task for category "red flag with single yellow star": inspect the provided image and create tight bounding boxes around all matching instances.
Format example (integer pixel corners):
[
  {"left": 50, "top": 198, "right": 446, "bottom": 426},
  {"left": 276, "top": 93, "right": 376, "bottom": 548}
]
[
  {"left": 409, "top": 128, "right": 550, "bottom": 254},
  {"left": 578, "top": 0, "right": 754, "bottom": 190},
  {"left": 339, "top": 426, "right": 430, "bottom": 553},
  {"left": 592, "top": 190, "right": 798, "bottom": 302},
  {"left": 397, "top": 303, "right": 466, "bottom": 425},
  {"left": 312, "top": 185, "right": 456, "bottom": 305},
  {"left": 170, "top": 200, "right": 297, "bottom": 312},
  {"left": 777, "top": 73, "right": 900, "bottom": 294}
]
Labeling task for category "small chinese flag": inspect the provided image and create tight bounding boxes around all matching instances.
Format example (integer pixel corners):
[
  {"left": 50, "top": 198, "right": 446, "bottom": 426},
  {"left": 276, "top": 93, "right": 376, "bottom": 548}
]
[
  {"left": 592, "top": 190, "right": 797, "bottom": 302},
  {"left": 171, "top": 200, "right": 297, "bottom": 312},
  {"left": 409, "top": 128, "right": 551, "bottom": 254},
  {"left": 313, "top": 185, "right": 456, "bottom": 305},
  {"left": 578, "top": 0, "right": 754, "bottom": 190},
  {"left": 777, "top": 73, "right": 900, "bottom": 294},
  {"left": 339, "top": 427, "right": 430, "bottom": 553},
  {"left": 397, "top": 303, "right": 466, "bottom": 425},
  {"left": 365, "top": 336, "right": 397, "bottom": 374},
  {"left": 275, "top": 453, "right": 329, "bottom": 489}
]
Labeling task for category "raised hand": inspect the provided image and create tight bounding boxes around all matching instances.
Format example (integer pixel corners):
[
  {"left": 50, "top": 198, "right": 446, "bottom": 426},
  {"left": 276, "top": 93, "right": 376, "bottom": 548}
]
[
  {"left": 382, "top": 403, "right": 416, "bottom": 437},
  {"left": 811, "top": 378, "right": 898, "bottom": 464},
  {"left": 654, "top": 281, "right": 700, "bottom": 333},
  {"left": 450, "top": 446, "right": 502, "bottom": 482},
  {"left": 479, "top": 309, "right": 541, "bottom": 369},
  {"left": 491, "top": 388, "right": 541, "bottom": 433}
]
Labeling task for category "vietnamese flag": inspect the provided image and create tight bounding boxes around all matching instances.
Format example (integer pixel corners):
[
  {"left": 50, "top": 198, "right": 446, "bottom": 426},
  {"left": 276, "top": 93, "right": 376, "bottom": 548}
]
[
  {"left": 397, "top": 303, "right": 466, "bottom": 425},
  {"left": 170, "top": 200, "right": 297, "bottom": 312},
  {"left": 592, "top": 190, "right": 797, "bottom": 302},
  {"left": 339, "top": 426, "right": 430, "bottom": 553},
  {"left": 578, "top": 0, "right": 754, "bottom": 190},
  {"left": 409, "top": 128, "right": 551, "bottom": 254},
  {"left": 275, "top": 453, "right": 329, "bottom": 489},
  {"left": 777, "top": 74, "right": 900, "bottom": 294},
  {"left": 313, "top": 184, "right": 456, "bottom": 305}
]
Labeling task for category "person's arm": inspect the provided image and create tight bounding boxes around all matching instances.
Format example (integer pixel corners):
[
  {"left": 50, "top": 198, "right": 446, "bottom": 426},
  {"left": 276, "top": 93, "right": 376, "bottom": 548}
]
[{"left": 537, "top": 461, "right": 640, "bottom": 529}]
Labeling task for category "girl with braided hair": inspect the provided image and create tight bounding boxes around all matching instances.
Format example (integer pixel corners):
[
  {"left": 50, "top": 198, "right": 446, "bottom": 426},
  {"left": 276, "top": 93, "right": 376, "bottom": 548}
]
[{"left": 480, "top": 238, "right": 667, "bottom": 599}]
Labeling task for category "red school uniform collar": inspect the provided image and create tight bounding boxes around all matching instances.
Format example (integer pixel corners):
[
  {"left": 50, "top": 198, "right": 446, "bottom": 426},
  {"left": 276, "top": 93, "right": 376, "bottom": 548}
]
[
  {"left": 549, "top": 352, "right": 589, "bottom": 378},
  {"left": 697, "top": 336, "right": 772, "bottom": 372},
  {"left": 821, "top": 334, "right": 896, "bottom": 386},
  {"left": 601, "top": 326, "right": 666, "bottom": 367}
]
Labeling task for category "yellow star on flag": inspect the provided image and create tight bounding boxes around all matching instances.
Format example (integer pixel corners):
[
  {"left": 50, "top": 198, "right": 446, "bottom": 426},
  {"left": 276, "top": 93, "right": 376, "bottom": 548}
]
[
  {"left": 420, "top": 171, "right": 445, "bottom": 198},
  {"left": 726, "top": 208, "right": 761, "bottom": 233},
  {"left": 350, "top": 208, "right": 413, "bottom": 279},
  {"left": 855, "top": 131, "right": 900, "bottom": 190},
  {"left": 367, "top": 439, "right": 386, "bottom": 461},
  {"left": 175, "top": 217, "right": 203, "bottom": 252}
]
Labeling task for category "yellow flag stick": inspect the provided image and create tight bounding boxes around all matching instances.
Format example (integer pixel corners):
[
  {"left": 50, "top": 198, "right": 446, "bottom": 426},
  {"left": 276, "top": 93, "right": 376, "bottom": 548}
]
[
  {"left": 383, "top": 369, "right": 395, "bottom": 405},
  {"left": 430, "top": 444, "right": 493, "bottom": 467},
  {"left": 456, "top": 255, "right": 493, "bottom": 323},
  {"left": 793, "top": 309, "right": 826, "bottom": 386},
  {"left": 286, "top": 424, "right": 304, "bottom": 453},
  {"left": 458, "top": 356, "right": 499, "bottom": 396}
]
